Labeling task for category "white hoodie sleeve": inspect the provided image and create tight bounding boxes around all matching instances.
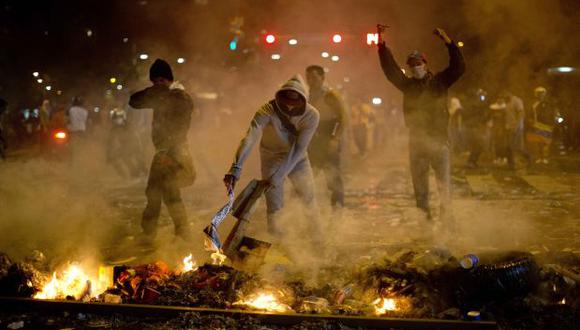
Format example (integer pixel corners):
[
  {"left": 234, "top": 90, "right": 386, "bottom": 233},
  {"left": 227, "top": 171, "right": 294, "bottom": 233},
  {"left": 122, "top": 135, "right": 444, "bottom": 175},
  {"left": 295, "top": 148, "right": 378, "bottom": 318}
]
[
  {"left": 227, "top": 105, "right": 271, "bottom": 179},
  {"left": 269, "top": 107, "right": 319, "bottom": 184}
]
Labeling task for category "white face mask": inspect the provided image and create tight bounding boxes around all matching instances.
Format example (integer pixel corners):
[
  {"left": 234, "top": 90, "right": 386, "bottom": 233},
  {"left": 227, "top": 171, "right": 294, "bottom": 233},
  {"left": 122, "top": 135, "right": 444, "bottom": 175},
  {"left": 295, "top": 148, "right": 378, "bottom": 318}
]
[{"left": 411, "top": 64, "right": 427, "bottom": 79}]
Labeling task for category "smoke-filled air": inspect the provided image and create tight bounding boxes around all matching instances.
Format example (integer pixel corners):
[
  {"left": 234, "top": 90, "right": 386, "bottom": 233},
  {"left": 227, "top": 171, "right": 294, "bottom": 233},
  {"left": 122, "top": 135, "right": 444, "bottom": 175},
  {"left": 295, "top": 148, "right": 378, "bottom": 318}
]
[{"left": 0, "top": 1, "right": 578, "bottom": 329}]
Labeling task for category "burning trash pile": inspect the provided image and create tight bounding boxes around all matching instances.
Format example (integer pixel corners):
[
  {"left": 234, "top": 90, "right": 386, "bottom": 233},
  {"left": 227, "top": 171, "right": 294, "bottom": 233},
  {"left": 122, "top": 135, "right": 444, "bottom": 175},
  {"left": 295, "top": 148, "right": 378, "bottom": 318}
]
[{"left": 0, "top": 247, "right": 578, "bottom": 328}]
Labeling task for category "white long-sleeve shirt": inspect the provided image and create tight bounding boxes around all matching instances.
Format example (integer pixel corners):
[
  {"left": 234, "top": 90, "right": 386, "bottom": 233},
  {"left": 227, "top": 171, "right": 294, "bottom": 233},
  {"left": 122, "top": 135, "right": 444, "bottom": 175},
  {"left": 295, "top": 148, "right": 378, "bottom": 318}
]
[
  {"left": 68, "top": 106, "right": 88, "bottom": 132},
  {"left": 228, "top": 75, "right": 319, "bottom": 185}
]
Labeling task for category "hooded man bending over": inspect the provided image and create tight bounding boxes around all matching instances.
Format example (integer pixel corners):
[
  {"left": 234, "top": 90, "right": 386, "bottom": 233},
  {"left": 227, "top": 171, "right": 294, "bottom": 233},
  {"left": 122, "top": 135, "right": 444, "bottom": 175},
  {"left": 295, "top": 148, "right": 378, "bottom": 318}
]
[{"left": 224, "top": 75, "right": 320, "bottom": 239}]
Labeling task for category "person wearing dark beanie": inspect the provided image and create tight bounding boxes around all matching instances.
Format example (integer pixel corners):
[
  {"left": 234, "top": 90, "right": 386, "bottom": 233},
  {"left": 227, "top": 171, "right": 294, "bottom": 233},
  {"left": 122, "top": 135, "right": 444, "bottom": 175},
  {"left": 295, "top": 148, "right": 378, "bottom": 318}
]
[
  {"left": 149, "top": 59, "right": 174, "bottom": 82},
  {"left": 129, "top": 59, "right": 195, "bottom": 245}
]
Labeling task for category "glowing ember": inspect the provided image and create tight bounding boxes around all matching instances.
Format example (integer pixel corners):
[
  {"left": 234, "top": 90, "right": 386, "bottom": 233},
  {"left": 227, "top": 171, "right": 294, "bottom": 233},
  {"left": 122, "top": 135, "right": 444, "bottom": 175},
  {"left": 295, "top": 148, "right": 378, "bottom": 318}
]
[
  {"left": 373, "top": 297, "right": 398, "bottom": 314},
  {"left": 559, "top": 297, "right": 566, "bottom": 305},
  {"left": 34, "top": 263, "right": 108, "bottom": 300},
  {"left": 234, "top": 292, "right": 292, "bottom": 313},
  {"left": 203, "top": 236, "right": 228, "bottom": 266},
  {"left": 181, "top": 254, "right": 198, "bottom": 273},
  {"left": 210, "top": 251, "right": 227, "bottom": 266}
]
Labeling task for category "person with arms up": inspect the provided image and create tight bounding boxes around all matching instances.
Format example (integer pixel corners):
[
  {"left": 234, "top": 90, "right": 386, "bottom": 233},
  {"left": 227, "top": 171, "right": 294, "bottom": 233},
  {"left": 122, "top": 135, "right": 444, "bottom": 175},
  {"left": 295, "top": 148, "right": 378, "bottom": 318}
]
[{"left": 377, "top": 25, "right": 465, "bottom": 229}]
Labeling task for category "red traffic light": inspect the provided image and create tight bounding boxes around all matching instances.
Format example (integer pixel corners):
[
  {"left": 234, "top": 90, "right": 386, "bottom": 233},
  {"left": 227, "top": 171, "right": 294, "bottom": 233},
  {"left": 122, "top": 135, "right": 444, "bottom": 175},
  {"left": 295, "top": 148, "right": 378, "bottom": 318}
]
[
  {"left": 332, "top": 34, "right": 342, "bottom": 43},
  {"left": 265, "top": 34, "right": 276, "bottom": 44},
  {"left": 366, "top": 33, "right": 379, "bottom": 45}
]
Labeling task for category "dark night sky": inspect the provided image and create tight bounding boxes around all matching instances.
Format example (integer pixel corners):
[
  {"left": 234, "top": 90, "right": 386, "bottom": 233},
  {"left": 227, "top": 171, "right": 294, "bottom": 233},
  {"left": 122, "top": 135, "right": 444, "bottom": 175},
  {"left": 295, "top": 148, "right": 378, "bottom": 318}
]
[{"left": 0, "top": 0, "right": 578, "bottom": 107}]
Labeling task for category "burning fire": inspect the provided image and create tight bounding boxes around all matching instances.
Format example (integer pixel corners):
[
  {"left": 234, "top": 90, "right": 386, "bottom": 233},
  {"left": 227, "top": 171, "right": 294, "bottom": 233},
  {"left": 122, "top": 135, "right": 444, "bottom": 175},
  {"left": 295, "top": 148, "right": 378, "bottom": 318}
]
[
  {"left": 210, "top": 251, "right": 227, "bottom": 266},
  {"left": 373, "top": 297, "right": 399, "bottom": 314},
  {"left": 204, "top": 236, "right": 227, "bottom": 266},
  {"left": 181, "top": 254, "right": 198, "bottom": 273},
  {"left": 234, "top": 292, "right": 292, "bottom": 313},
  {"left": 34, "top": 263, "right": 111, "bottom": 300}
]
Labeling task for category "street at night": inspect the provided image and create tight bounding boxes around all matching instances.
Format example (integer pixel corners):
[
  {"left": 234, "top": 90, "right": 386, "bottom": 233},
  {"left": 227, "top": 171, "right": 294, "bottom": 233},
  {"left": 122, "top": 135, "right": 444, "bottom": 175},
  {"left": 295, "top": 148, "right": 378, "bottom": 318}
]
[{"left": 0, "top": 1, "right": 578, "bottom": 329}]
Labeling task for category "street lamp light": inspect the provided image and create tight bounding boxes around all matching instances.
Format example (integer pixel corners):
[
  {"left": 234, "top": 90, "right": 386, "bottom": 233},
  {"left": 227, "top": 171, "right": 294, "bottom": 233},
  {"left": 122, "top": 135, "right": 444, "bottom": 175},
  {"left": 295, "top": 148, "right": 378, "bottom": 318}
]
[
  {"left": 321, "top": 52, "right": 329, "bottom": 58},
  {"left": 331, "top": 55, "right": 340, "bottom": 62},
  {"left": 139, "top": 53, "right": 149, "bottom": 60},
  {"left": 271, "top": 54, "right": 281, "bottom": 60},
  {"left": 37, "top": 78, "right": 43, "bottom": 84},
  {"left": 288, "top": 38, "right": 298, "bottom": 45},
  {"left": 372, "top": 97, "right": 382, "bottom": 105},
  {"left": 45, "top": 86, "right": 52, "bottom": 91},
  {"left": 32, "top": 72, "right": 39, "bottom": 77},
  {"left": 177, "top": 57, "right": 186, "bottom": 64}
]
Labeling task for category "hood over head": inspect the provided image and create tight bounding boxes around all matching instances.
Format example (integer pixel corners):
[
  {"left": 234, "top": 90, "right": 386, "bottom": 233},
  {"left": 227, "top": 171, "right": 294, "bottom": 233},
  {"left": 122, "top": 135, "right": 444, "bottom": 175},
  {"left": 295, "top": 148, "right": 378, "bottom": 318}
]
[{"left": 275, "top": 74, "right": 308, "bottom": 116}]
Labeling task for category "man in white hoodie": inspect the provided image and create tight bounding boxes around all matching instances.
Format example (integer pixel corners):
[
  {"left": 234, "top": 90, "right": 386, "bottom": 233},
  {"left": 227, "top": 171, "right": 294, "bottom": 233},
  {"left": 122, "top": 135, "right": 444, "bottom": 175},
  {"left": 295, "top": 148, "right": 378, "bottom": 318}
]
[{"left": 223, "top": 75, "right": 320, "bottom": 237}]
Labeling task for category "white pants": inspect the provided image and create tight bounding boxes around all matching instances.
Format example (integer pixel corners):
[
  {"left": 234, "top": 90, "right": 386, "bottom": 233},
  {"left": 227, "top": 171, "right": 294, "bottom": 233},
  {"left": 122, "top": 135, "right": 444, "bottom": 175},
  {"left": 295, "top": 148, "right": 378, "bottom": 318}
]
[{"left": 261, "top": 156, "right": 319, "bottom": 237}]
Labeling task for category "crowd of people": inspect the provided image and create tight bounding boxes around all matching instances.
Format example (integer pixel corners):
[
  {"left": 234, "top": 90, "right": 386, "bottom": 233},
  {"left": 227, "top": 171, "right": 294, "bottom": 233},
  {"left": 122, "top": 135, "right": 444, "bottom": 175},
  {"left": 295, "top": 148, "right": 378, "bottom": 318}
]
[
  {"left": 0, "top": 25, "right": 576, "bottom": 248},
  {"left": 449, "top": 86, "right": 567, "bottom": 169}
]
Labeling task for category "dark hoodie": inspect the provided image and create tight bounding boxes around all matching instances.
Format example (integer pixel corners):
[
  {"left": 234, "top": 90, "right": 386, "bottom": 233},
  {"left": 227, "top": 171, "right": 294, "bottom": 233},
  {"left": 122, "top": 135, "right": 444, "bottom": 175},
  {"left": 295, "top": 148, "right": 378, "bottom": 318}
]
[
  {"left": 228, "top": 75, "right": 320, "bottom": 184},
  {"left": 129, "top": 84, "right": 193, "bottom": 150},
  {"left": 378, "top": 42, "right": 465, "bottom": 141}
]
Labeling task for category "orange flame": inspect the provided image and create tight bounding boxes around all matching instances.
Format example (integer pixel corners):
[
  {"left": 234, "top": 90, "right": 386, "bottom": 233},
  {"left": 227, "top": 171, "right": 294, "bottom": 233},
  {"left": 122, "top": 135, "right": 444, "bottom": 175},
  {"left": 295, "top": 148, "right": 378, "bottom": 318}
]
[
  {"left": 181, "top": 254, "right": 198, "bottom": 273},
  {"left": 373, "top": 297, "right": 399, "bottom": 314},
  {"left": 34, "top": 263, "right": 110, "bottom": 300},
  {"left": 234, "top": 292, "right": 292, "bottom": 313}
]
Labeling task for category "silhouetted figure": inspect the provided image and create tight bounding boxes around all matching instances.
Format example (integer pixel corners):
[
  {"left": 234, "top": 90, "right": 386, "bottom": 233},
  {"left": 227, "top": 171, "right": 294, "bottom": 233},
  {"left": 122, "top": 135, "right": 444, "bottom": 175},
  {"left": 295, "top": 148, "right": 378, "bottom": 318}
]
[{"left": 129, "top": 59, "right": 195, "bottom": 241}]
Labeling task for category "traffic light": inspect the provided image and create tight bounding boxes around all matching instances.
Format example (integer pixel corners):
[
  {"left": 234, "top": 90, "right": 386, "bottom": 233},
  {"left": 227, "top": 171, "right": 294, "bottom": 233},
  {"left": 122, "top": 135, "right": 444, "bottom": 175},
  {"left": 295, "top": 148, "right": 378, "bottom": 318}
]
[
  {"left": 366, "top": 33, "right": 379, "bottom": 45},
  {"left": 229, "top": 37, "right": 238, "bottom": 51},
  {"left": 265, "top": 34, "right": 276, "bottom": 44},
  {"left": 332, "top": 34, "right": 342, "bottom": 43}
]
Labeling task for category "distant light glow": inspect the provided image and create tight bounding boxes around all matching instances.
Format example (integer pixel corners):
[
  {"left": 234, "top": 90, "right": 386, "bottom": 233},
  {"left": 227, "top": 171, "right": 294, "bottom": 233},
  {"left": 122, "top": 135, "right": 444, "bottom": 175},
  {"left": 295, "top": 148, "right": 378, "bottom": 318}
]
[
  {"left": 366, "top": 33, "right": 379, "bottom": 45},
  {"left": 556, "top": 67, "right": 574, "bottom": 72},
  {"left": 116, "top": 84, "right": 123, "bottom": 90},
  {"left": 37, "top": 78, "right": 43, "bottom": 84},
  {"left": 557, "top": 116, "right": 564, "bottom": 124},
  {"left": 265, "top": 34, "right": 276, "bottom": 44},
  {"left": 177, "top": 57, "right": 186, "bottom": 64},
  {"left": 331, "top": 55, "right": 340, "bottom": 62},
  {"left": 271, "top": 54, "right": 281, "bottom": 60},
  {"left": 139, "top": 53, "right": 149, "bottom": 60},
  {"left": 457, "top": 41, "right": 464, "bottom": 47},
  {"left": 122, "top": 37, "right": 129, "bottom": 43},
  {"left": 372, "top": 97, "right": 383, "bottom": 105},
  {"left": 332, "top": 34, "right": 342, "bottom": 43},
  {"left": 45, "top": 85, "right": 52, "bottom": 91},
  {"left": 288, "top": 38, "right": 298, "bottom": 45},
  {"left": 321, "top": 52, "right": 330, "bottom": 58},
  {"left": 54, "top": 131, "right": 67, "bottom": 140},
  {"left": 343, "top": 77, "right": 350, "bottom": 83},
  {"left": 32, "top": 72, "right": 39, "bottom": 77},
  {"left": 548, "top": 66, "right": 575, "bottom": 74},
  {"left": 109, "top": 77, "right": 117, "bottom": 84},
  {"left": 86, "top": 29, "right": 93, "bottom": 37},
  {"left": 229, "top": 38, "right": 238, "bottom": 51}
]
